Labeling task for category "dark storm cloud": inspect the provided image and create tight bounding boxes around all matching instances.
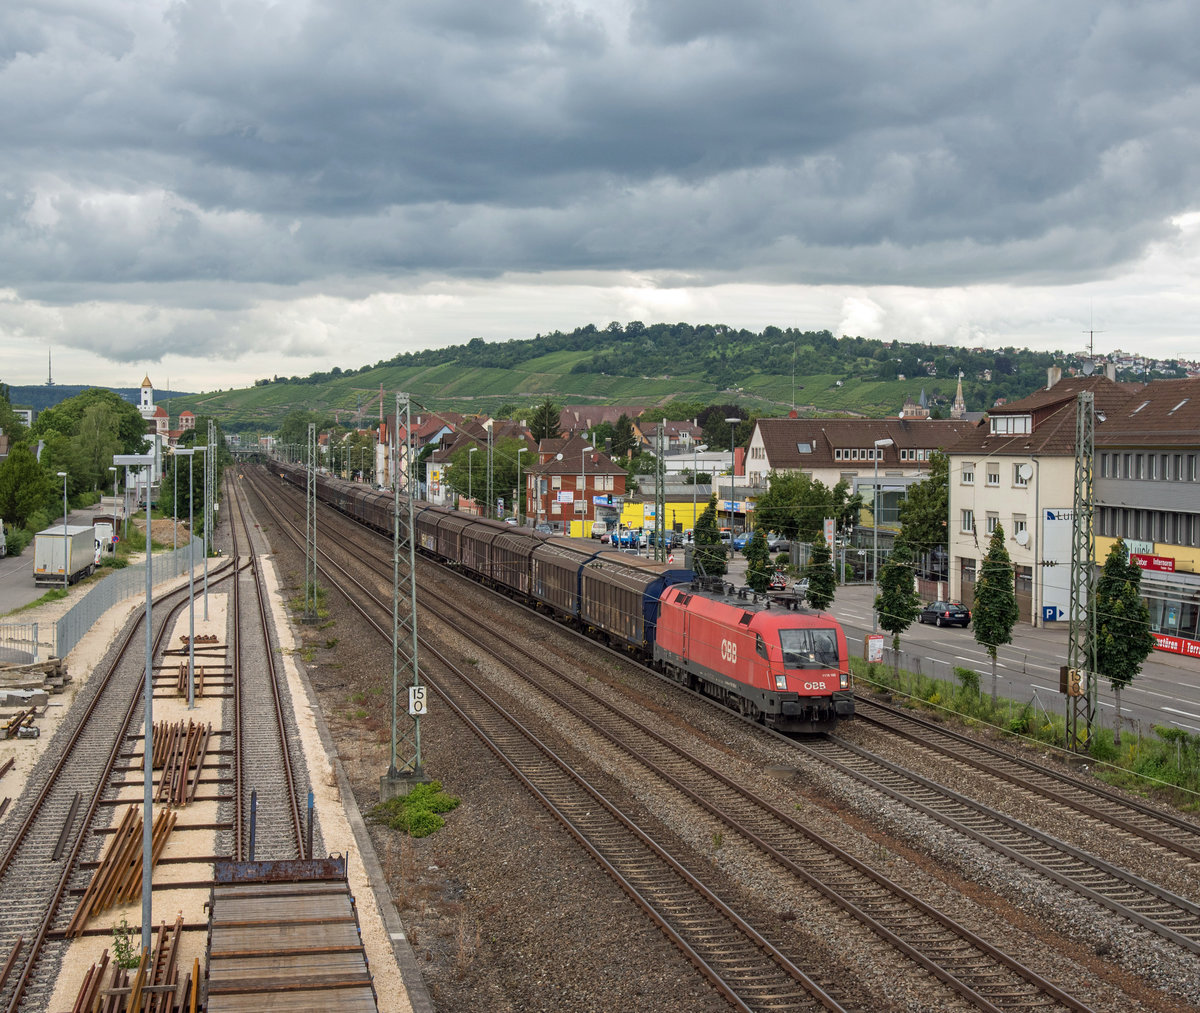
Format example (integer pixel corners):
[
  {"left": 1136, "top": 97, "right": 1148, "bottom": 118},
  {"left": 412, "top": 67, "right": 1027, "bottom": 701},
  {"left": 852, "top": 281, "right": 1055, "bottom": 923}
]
[{"left": 3, "top": 0, "right": 1199, "bottom": 303}]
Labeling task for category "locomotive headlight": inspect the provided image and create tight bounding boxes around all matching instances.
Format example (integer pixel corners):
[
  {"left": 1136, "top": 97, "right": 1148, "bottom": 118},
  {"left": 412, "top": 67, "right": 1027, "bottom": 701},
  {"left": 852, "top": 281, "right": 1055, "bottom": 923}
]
[
  {"left": 840, "top": 672, "right": 849, "bottom": 689},
  {"left": 774, "top": 675, "right": 787, "bottom": 691}
]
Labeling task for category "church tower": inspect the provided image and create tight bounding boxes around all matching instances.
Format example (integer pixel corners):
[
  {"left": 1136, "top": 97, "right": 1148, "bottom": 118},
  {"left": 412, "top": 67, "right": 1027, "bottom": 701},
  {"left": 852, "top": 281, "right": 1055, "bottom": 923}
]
[
  {"left": 951, "top": 372, "right": 967, "bottom": 420},
  {"left": 139, "top": 375, "right": 155, "bottom": 419}
]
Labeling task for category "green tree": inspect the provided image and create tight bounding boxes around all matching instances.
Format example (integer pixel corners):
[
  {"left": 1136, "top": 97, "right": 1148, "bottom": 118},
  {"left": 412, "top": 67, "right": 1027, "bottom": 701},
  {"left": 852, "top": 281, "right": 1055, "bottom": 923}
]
[
  {"left": 528, "top": 397, "right": 561, "bottom": 442},
  {"left": 805, "top": 541, "right": 836, "bottom": 611},
  {"left": 612, "top": 414, "right": 637, "bottom": 458},
  {"left": 32, "top": 388, "right": 147, "bottom": 455},
  {"left": 754, "top": 471, "right": 845, "bottom": 545},
  {"left": 1091, "top": 539, "right": 1155, "bottom": 745},
  {"left": 77, "top": 403, "right": 123, "bottom": 491},
  {"left": 873, "top": 543, "right": 921, "bottom": 683},
  {"left": 897, "top": 450, "right": 949, "bottom": 575},
  {"left": 973, "top": 524, "right": 1019, "bottom": 702},
  {"left": 0, "top": 382, "right": 29, "bottom": 444},
  {"left": 0, "top": 444, "right": 54, "bottom": 528},
  {"left": 744, "top": 529, "right": 771, "bottom": 593},
  {"left": 692, "top": 495, "right": 726, "bottom": 577}
]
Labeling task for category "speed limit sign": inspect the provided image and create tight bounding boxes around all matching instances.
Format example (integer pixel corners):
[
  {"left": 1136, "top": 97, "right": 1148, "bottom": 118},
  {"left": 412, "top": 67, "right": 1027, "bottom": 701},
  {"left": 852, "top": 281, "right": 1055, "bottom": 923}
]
[{"left": 408, "top": 685, "right": 428, "bottom": 716}]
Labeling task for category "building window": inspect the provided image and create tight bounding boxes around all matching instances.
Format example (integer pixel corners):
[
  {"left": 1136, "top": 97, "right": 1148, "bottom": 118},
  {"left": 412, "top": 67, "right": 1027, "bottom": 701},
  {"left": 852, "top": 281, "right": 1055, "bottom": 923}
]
[
  {"left": 551, "top": 502, "right": 561, "bottom": 515},
  {"left": 551, "top": 475, "right": 562, "bottom": 490},
  {"left": 961, "top": 509, "right": 974, "bottom": 533},
  {"left": 990, "top": 414, "right": 1032, "bottom": 435},
  {"left": 986, "top": 512, "right": 999, "bottom": 534},
  {"left": 1136, "top": 454, "right": 1145, "bottom": 480},
  {"left": 1099, "top": 453, "right": 1109, "bottom": 478},
  {"left": 1013, "top": 463, "right": 1028, "bottom": 487},
  {"left": 1014, "top": 514, "right": 1028, "bottom": 540},
  {"left": 1161, "top": 454, "right": 1169, "bottom": 480},
  {"left": 1187, "top": 454, "right": 1195, "bottom": 481},
  {"left": 834, "top": 449, "right": 842, "bottom": 460},
  {"left": 1123, "top": 453, "right": 1132, "bottom": 478},
  {"left": 851, "top": 448, "right": 859, "bottom": 460},
  {"left": 962, "top": 462, "right": 975, "bottom": 485},
  {"left": 986, "top": 465, "right": 999, "bottom": 487}
]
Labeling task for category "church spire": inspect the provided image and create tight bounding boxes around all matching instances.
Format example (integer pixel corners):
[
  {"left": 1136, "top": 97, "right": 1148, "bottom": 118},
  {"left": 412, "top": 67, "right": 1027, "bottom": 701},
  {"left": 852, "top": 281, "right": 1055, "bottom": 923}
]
[{"left": 951, "top": 371, "right": 967, "bottom": 419}]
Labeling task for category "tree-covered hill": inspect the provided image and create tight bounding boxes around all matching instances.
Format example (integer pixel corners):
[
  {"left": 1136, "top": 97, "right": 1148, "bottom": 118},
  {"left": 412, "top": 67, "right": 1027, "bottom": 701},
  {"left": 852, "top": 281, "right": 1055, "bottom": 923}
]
[{"left": 148, "top": 322, "right": 1161, "bottom": 434}]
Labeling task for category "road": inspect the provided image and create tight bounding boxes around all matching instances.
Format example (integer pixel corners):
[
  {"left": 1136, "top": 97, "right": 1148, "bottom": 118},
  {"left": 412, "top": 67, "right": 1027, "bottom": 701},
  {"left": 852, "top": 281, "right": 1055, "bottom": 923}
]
[
  {"left": 725, "top": 557, "right": 1200, "bottom": 738},
  {"left": 0, "top": 505, "right": 103, "bottom": 616}
]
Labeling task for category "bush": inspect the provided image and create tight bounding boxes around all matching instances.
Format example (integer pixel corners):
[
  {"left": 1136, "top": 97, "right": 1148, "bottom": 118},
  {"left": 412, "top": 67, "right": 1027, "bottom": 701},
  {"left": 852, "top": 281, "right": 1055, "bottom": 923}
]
[
  {"left": 371, "top": 780, "right": 460, "bottom": 838},
  {"left": 4, "top": 526, "right": 32, "bottom": 556},
  {"left": 954, "top": 666, "right": 980, "bottom": 696}
]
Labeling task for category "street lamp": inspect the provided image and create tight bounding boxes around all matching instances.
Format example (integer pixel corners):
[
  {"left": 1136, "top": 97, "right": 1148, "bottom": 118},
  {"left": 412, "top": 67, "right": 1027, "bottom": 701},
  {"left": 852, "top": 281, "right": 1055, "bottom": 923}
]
[
  {"left": 468, "top": 446, "right": 478, "bottom": 512},
  {"left": 113, "top": 451, "right": 155, "bottom": 956},
  {"left": 57, "top": 472, "right": 68, "bottom": 590},
  {"left": 872, "top": 437, "right": 895, "bottom": 631},
  {"left": 175, "top": 448, "right": 199, "bottom": 710},
  {"left": 195, "top": 445, "right": 209, "bottom": 620},
  {"left": 725, "top": 417, "right": 740, "bottom": 536},
  {"left": 692, "top": 443, "right": 708, "bottom": 538},
  {"left": 580, "top": 445, "right": 593, "bottom": 534},
  {"left": 516, "top": 447, "right": 527, "bottom": 524}
]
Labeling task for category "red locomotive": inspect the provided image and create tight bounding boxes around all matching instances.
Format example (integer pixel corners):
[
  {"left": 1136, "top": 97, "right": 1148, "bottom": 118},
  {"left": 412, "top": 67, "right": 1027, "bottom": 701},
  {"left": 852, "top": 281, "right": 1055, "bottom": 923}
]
[{"left": 655, "top": 580, "right": 852, "bottom": 734}]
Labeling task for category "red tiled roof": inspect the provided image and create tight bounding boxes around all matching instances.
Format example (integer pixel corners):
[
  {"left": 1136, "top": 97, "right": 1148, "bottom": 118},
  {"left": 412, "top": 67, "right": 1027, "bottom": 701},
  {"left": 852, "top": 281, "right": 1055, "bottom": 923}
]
[{"left": 755, "top": 418, "right": 975, "bottom": 471}]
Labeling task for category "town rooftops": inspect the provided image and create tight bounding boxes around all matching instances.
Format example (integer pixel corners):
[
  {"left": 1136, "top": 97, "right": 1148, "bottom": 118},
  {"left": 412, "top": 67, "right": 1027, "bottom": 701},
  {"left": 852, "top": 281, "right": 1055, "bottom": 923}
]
[{"left": 754, "top": 417, "right": 975, "bottom": 471}]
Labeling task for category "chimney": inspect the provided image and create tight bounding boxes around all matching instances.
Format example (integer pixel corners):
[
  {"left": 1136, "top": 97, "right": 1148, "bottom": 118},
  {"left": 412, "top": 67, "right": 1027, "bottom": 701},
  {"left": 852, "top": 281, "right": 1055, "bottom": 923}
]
[
  {"left": 1046, "top": 366, "right": 1062, "bottom": 389},
  {"left": 1105, "top": 363, "right": 1117, "bottom": 381}
]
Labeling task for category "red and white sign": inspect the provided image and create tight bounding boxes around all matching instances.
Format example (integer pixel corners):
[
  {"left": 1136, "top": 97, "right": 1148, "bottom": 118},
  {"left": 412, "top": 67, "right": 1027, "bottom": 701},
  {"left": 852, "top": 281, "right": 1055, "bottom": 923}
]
[
  {"left": 1153, "top": 632, "right": 1200, "bottom": 658},
  {"left": 866, "top": 634, "right": 885, "bottom": 663},
  {"left": 1131, "top": 552, "right": 1175, "bottom": 572}
]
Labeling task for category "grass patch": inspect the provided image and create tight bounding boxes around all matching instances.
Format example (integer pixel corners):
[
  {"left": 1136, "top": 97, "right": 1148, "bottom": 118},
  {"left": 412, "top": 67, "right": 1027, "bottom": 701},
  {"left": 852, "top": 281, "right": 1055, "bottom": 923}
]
[
  {"left": 852, "top": 658, "right": 1200, "bottom": 810},
  {"left": 7, "top": 587, "right": 70, "bottom": 614},
  {"left": 371, "top": 781, "right": 460, "bottom": 838}
]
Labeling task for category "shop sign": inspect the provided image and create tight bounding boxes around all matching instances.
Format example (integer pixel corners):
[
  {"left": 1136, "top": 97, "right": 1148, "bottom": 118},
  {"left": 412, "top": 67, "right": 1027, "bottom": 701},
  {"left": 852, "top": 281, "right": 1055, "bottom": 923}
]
[
  {"left": 1131, "top": 552, "right": 1175, "bottom": 573},
  {"left": 556, "top": 491, "right": 574, "bottom": 504},
  {"left": 1152, "top": 633, "right": 1200, "bottom": 658}
]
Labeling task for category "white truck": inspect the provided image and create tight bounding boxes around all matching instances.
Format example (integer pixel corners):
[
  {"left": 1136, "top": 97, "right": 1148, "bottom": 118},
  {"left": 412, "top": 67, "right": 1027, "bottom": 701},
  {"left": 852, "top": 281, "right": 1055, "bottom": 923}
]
[{"left": 34, "top": 525, "right": 97, "bottom": 586}]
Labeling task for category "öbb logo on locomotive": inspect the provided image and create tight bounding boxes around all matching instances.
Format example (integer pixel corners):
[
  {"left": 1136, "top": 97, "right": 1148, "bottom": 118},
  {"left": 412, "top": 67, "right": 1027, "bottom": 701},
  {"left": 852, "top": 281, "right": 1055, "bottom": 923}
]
[{"left": 721, "top": 639, "right": 737, "bottom": 663}]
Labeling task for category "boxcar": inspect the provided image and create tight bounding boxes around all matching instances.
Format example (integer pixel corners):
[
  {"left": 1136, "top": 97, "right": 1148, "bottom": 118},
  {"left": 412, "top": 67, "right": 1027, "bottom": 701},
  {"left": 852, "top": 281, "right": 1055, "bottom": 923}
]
[
  {"left": 581, "top": 552, "right": 692, "bottom": 652},
  {"left": 459, "top": 517, "right": 515, "bottom": 580},
  {"left": 433, "top": 511, "right": 475, "bottom": 566},
  {"left": 655, "top": 583, "right": 852, "bottom": 734},
  {"left": 491, "top": 528, "right": 543, "bottom": 597},
  {"left": 531, "top": 538, "right": 603, "bottom": 619}
]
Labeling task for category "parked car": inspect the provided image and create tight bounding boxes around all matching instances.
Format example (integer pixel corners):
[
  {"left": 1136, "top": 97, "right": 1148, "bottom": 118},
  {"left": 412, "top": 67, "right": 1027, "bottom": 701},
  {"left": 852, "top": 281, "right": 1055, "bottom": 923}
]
[
  {"left": 534, "top": 522, "right": 553, "bottom": 534},
  {"left": 732, "top": 531, "right": 752, "bottom": 552},
  {"left": 918, "top": 601, "right": 972, "bottom": 627},
  {"left": 766, "top": 532, "right": 791, "bottom": 552}
]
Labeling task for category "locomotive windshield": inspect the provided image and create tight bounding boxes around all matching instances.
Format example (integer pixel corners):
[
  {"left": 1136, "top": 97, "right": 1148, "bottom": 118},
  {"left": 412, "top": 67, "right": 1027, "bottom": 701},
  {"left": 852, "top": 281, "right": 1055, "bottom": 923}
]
[{"left": 779, "top": 627, "right": 841, "bottom": 670}]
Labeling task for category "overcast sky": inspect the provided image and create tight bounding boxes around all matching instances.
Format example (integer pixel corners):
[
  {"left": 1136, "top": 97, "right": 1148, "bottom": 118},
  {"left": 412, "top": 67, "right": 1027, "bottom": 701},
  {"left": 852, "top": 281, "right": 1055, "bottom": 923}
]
[{"left": 3, "top": 1, "right": 1199, "bottom": 393}]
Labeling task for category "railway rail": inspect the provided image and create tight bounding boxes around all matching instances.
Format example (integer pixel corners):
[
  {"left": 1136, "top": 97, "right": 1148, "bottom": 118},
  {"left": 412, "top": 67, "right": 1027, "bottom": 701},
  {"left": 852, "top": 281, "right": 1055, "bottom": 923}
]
[
  {"left": 225, "top": 472, "right": 307, "bottom": 862},
  {"left": 0, "top": 561, "right": 236, "bottom": 1012},
  {"left": 244, "top": 464, "right": 1104, "bottom": 1012}
]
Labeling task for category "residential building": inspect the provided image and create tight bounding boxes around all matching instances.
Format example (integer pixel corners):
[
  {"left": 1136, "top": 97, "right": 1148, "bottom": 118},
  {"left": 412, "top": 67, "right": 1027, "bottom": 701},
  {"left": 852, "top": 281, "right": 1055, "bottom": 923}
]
[
  {"left": 526, "top": 435, "right": 627, "bottom": 534},
  {"left": 747, "top": 416, "right": 974, "bottom": 537},
  {"left": 558, "top": 404, "right": 645, "bottom": 436},
  {"left": 635, "top": 419, "right": 703, "bottom": 454},
  {"left": 1094, "top": 378, "right": 1200, "bottom": 656},
  {"left": 946, "top": 369, "right": 1142, "bottom": 625}
]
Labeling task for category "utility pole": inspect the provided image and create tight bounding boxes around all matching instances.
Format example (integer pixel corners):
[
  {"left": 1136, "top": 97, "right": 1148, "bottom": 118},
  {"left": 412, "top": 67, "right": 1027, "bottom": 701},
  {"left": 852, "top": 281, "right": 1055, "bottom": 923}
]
[
  {"left": 1066, "top": 391, "right": 1097, "bottom": 751},
  {"left": 304, "top": 423, "right": 318, "bottom": 622},
  {"left": 383, "top": 393, "right": 427, "bottom": 801},
  {"left": 653, "top": 420, "right": 666, "bottom": 561}
]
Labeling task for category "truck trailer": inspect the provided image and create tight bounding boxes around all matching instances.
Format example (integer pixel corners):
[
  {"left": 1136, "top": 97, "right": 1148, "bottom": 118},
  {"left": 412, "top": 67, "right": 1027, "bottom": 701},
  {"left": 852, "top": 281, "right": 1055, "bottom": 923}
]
[{"left": 34, "top": 525, "right": 96, "bottom": 586}]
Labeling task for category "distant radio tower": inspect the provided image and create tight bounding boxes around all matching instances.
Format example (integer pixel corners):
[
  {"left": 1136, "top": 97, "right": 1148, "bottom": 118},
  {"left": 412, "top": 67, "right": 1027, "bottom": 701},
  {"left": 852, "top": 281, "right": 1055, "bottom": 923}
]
[{"left": 46, "top": 348, "right": 55, "bottom": 386}]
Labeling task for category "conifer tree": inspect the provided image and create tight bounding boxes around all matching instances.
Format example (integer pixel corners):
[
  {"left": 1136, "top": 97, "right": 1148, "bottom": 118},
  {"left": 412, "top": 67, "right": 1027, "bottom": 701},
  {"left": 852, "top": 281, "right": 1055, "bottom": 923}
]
[
  {"left": 805, "top": 541, "right": 837, "bottom": 611},
  {"left": 1091, "top": 539, "right": 1155, "bottom": 744},
  {"left": 973, "top": 524, "right": 1019, "bottom": 703},
  {"left": 873, "top": 544, "right": 921, "bottom": 682},
  {"left": 693, "top": 495, "right": 726, "bottom": 577},
  {"left": 744, "top": 529, "right": 771, "bottom": 592}
]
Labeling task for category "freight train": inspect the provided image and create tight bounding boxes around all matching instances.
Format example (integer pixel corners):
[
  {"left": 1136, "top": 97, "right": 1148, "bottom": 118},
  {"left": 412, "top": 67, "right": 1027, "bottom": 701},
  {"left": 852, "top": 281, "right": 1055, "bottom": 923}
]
[{"left": 273, "top": 463, "right": 853, "bottom": 733}]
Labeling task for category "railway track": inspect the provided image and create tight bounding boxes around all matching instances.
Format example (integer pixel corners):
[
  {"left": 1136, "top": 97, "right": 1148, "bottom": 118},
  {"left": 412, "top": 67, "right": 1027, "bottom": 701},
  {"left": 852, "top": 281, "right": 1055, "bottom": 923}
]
[
  {"left": 0, "top": 561, "right": 236, "bottom": 1012},
  {"left": 852, "top": 697, "right": 1200, "bottom": 865},
  {"left": 224, "top": 472, "right": 307, "bottom": 862},
  {"left": 243, "top": 465, "right": 1104, "bottom": 1012}
]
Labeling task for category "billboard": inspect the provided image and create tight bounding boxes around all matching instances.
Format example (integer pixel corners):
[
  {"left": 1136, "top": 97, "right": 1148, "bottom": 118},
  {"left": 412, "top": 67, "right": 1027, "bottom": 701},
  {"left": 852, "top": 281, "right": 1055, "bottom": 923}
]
[{"left": 1040, "top": 508, "right": 1078, "bottom": 622}]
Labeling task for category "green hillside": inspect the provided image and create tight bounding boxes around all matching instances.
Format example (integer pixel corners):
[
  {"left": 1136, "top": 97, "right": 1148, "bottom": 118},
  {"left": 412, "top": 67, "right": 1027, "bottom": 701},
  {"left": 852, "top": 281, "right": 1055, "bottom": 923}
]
[{"left": 170, "top": 322, "right": 1085, "bottom": 434}]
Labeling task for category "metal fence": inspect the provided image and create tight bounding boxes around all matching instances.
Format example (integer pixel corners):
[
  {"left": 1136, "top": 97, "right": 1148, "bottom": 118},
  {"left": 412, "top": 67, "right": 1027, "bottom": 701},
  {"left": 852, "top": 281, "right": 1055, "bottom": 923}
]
[
  {"left": 0, "top": 623, "right": 41, "bottom": 665},
  {"left": 20, "top": 538, "right": 207, "bottom": 662}
]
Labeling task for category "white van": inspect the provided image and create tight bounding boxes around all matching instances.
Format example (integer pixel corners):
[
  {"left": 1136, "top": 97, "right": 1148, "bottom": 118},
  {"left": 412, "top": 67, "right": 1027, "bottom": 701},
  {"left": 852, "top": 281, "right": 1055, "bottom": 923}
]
[{"left": 590, "top": 520, "right": 608, "bottom": 539}]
